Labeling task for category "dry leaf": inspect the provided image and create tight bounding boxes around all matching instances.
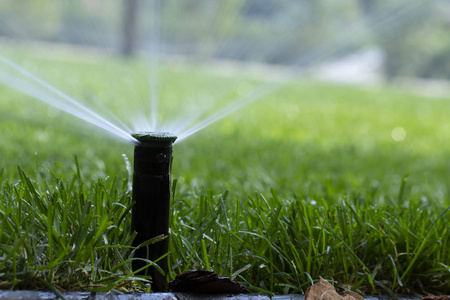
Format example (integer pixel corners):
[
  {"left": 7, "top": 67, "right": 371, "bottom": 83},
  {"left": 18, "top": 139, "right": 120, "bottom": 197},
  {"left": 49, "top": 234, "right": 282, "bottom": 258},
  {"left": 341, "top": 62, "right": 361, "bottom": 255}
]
[
  {"left": 306, "top": 277, "right": 364, "bottom": 300},
  {"left": 342, "top": 290, "right": 364, "bottom": 300},
  {"left": 306, "top": 277, "right": 339, "bottom": 300},
  {"left": 421, "top": 296, "right": 450, "bottom": 300},
  {"left": 320, "top": 290, "right": 342, "bottom": 300}
]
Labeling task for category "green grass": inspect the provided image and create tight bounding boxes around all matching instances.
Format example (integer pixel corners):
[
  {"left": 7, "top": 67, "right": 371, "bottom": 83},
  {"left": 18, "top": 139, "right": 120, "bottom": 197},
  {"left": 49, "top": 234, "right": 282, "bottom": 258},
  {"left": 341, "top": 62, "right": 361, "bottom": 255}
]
[{"left": 0, "top": 45, "right": 449, "bottom": 295}]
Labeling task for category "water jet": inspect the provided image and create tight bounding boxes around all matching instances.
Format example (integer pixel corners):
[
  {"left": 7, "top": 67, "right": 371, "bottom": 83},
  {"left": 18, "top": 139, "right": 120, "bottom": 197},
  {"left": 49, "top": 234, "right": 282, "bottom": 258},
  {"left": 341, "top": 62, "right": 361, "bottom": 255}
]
[{"left": 131, "top": 131, "right": 177, "bottom": 292}]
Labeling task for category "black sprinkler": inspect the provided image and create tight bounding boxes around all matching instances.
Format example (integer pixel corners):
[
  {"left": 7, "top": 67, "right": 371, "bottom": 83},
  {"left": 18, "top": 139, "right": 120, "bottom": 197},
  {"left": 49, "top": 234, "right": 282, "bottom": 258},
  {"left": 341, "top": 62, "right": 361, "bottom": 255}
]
[{"left": 131, "top": 132, "right": 177, "bottom": 292}]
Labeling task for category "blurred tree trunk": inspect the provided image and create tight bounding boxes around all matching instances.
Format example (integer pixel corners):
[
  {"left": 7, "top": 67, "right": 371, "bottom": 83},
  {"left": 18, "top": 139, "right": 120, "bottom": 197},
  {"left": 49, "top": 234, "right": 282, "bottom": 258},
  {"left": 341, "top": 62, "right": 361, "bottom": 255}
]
[
  {"left": 359, "top": 0, "right": 374, "bottom": 16},
  {"left": 122, "top": 0, "right": 139, "bottom": 56}
]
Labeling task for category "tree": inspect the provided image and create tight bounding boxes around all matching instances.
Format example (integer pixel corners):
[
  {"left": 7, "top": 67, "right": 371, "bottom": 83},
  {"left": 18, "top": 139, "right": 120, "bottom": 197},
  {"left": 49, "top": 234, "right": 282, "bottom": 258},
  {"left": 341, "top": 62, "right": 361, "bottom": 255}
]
[
  {"left": 359, "top": 0, "right": 443, "bottom": 79},
  {"left": 121, "top": 0, "right": 139, "bottom": 56},
  {"left": 359, "top": 0, "right": 375, "bottom": 16}
]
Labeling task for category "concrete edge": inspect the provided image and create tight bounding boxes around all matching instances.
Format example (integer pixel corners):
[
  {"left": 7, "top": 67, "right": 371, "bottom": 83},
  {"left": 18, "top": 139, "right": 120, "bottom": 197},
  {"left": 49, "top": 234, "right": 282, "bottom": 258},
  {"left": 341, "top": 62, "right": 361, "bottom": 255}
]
[{"left": 0, "top": 291, "right": 425, "bottom": 300}]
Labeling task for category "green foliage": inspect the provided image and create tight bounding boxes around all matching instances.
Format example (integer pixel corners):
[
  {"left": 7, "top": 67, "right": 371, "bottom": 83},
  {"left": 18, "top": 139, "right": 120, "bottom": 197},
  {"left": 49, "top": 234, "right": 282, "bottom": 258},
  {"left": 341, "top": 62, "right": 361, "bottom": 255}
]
[
  {"left": 0, "top": 165, "right": 143, "bottom": 292},
  {"left": 170, "top": 190, "right": 450, "bottom": 294},
  {"left": 361, "top": 0, "right": 448, "bottom": 79},
  {"left": 419, "top": 44, "right": 450, "bottom": 80},
  {"left": 1, "top": 0, "right": 450, "bottom": 78}
]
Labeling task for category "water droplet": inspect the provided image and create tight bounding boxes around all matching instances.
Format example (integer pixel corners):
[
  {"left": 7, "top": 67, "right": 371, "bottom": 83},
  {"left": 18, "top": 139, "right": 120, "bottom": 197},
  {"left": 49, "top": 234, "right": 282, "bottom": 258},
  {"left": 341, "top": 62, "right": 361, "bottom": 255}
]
[
  {"left": 35, "top": 130, "right": 49, "bottom": 142},
  {"left": 122, "top": 154, "right": 132, "bottom": 193},
  {"left": 391, "top": 127, "right": 406, "bottom": 142}
]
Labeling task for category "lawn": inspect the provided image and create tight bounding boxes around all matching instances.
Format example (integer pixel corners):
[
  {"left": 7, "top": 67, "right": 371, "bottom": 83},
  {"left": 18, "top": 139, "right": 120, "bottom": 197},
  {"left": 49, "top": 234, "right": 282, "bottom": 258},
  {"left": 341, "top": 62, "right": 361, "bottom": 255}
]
[{"left": 0, "top": 45, "right": 449, "bottom": 295}]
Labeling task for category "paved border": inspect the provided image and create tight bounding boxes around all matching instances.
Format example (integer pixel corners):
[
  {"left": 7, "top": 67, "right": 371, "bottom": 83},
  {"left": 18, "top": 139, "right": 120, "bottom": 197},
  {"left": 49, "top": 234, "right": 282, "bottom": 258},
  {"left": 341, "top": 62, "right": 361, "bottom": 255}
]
[
  {"left": 0, "top": 291, "right": 421, "bottom": 300},
  {"left": 0, "top": 291, "right": 302, "bottom": 300}
]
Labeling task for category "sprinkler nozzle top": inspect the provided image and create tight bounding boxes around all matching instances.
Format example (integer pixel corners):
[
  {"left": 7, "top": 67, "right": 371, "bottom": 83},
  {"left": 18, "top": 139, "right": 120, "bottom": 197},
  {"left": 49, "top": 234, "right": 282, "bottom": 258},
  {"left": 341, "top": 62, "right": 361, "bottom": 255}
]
[{"left": 132, "top": 132, "right": 177, "bottom": 147}]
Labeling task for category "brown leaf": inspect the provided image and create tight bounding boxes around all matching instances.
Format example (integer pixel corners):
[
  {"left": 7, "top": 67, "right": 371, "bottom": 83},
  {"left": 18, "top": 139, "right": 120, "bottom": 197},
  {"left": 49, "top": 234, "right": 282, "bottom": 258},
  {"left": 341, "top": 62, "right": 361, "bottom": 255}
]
[
  {"left": 342, "top": 290, "right": 364, "bottom": 300},
  {"left": 169, "top": 270, "right": 249, "bottom": 294},
  {"left": 0, "top": 281, "right": 11, "bottom": 289},
  {"left": 306, "top": 277, "right": 339, "bottom": 300},
  {"left": 305, "top": 277, "right": 364, "bottom": 300},
  {"left": 421, "top": 296, "right": 450, "bottom": 300},
  {"left": 320, "top": 290, "right": 342, "bottom": 300}
]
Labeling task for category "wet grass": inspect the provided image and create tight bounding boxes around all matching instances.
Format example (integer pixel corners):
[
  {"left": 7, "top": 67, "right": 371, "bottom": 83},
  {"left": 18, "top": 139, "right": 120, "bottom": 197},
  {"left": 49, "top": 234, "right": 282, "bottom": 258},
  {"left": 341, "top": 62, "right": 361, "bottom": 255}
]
[
  {"left": 0, "top": 46, "right": 450, "bottom": 294},
  {"left": 0, "top": 166, "right": 139, "bottom": 294},
  {"left": 170, "top": 186, "right": 450, "bottom": 295}
]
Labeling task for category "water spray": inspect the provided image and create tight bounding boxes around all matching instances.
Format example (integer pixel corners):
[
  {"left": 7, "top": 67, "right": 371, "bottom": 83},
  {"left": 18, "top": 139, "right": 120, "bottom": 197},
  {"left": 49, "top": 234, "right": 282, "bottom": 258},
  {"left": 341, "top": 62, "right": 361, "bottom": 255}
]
[{"left": 131, "top": 132, "right": 177, "bottom": 292}]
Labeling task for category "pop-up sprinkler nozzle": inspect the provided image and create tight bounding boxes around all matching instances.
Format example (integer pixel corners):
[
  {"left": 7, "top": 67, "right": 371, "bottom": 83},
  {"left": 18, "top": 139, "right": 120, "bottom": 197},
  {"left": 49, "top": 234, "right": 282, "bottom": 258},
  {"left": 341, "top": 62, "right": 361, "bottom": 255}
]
[{"left": 131, "top": 132, "right": 177, "bottom": 292}]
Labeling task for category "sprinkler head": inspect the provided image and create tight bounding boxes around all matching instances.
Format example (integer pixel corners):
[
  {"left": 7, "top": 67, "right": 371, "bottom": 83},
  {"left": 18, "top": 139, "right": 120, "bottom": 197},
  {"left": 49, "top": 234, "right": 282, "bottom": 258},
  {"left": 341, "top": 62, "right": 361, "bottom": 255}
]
[
  {"left": 132, "top": 132, "right": 177, "bottom": 147},
  {"left": 131, "top": 131, "right": 177, "bottom": 292}
]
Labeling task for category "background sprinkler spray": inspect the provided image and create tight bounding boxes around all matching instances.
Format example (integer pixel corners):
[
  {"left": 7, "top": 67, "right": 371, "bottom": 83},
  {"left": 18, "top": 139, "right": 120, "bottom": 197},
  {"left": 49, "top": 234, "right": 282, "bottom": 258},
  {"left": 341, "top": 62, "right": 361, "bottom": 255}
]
[{"left": 131, "top": 132, "right": 177, "bottom": 292}]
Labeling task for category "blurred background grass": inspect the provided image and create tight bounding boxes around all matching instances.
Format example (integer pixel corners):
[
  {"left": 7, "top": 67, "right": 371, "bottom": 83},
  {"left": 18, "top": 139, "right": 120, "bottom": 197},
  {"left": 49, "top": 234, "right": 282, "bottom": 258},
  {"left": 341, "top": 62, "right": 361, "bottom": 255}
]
[
  {"left": 1, "top": 45, "right": 450, "bottom": 205},
  {"left": 1, "top": 0, "right": 450, "bottom": 200}
]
